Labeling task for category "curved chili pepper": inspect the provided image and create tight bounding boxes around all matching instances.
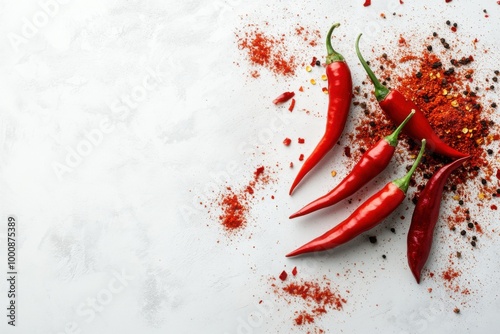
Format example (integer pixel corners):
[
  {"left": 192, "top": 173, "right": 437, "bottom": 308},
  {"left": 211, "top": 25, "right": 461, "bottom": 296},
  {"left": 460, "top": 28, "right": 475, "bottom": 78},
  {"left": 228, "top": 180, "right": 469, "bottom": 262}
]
[
  {"left": 355, "top": 34, "right": 467, "bottom": 160},
  {"left": 289, "top": 23, "right": 353, "bottom": 195},
  {"left": 287, "top": 140, "right": 426, "bottom": 257},
  {"left": 407, "top": 156, "right": 470, "bottom": 283},
  {"left": 290, "top": 110, "right": 415, "bottom": 219}
]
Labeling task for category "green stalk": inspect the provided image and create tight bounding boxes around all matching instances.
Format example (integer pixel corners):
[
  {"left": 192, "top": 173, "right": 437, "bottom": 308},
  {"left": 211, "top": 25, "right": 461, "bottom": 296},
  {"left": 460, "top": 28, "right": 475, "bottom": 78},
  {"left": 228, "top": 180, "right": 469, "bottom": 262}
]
[
  {"left": 384, "top": 110, "right": 415, "bottom": 147},
  {"left": 393, "top": 139, "right": 426, "bottom": 193},
  {"left": 355, "top": 34, "right": 390, "bottom": 101},
  {"left": 326, "top": 23, "right": 344, "bottom": 64}
]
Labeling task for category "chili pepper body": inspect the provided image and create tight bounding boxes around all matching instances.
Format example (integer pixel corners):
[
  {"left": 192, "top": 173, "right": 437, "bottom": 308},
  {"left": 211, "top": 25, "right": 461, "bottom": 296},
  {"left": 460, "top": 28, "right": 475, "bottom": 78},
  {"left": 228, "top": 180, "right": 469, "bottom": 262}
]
[
  {"left": 355, "top": 34, "right": 467, "bottom": 160},
  {"left": 407, "top": 156, "right": 470, "bottom": 283},
  {"left": 379, "top": 91, "right": 466, "bottom": 159},
  {"left": 289, "top": 24, "right": 352, "bottom": 195},
  {"left": 287, "top": 140, "right": 426, "bottom": 257},
  {"left": 290, "top": 111, "right": 415, "bottom": 219},
  {"left": 287, "top": 183, "right": 404, "bottom": 257}
]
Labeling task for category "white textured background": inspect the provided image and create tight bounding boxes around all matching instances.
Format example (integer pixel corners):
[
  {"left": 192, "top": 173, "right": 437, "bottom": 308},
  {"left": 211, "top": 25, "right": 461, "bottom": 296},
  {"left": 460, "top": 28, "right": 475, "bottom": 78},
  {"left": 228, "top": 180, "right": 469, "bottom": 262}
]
[{"left": 0, "top": 1, "right": 499, "bottom": 333}]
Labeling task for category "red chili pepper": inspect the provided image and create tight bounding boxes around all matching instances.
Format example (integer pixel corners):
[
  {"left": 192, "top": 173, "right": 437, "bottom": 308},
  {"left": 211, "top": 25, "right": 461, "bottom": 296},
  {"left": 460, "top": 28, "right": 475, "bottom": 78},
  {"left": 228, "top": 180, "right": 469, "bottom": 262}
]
[
  {"left": 288, "top": 98, "right": 296, "bottom": 112},
  {"left": 407, "top": 156, "right": 470, "bottom": 283},
  {"left": 289, "top": 23, "right": 353, "bottom": 195},
  {"left": 273, "top": 91, "right": 295, "bottom": 105},
  {"left": 290, "top": 110, "right": 415, "bottom": 219},
  {"left": 287, "top": 140, "right": 426, "bottom": 257},
  {"left": 355, "top": 35, "right": 467, "bottom": 160}
]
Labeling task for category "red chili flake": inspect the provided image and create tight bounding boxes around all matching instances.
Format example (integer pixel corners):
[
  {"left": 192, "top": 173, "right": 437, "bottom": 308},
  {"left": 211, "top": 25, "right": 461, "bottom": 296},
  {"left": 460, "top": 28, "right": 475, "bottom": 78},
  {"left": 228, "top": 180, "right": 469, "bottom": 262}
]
[
  {"left": 259, "top": 300, "right": 263, "bottom": 304},
  {"left": 279, "top": 270, "right": 288, "bottom": 281},
  {"left": 299, "top": 154, "right": 304, "bottom": 161},
  {"left": 398, "top": 36, "right": 407, "bottom": 45},
  {"left": 288, "top": 98, "right": 296, "bottom": 112},
  {"left": 491, "top": 205, "right": 498, "bottom": 210},
  {"left": 299, "top": 86, "right": 304, "bottom": 92},
  {"left": 298, "top": 138, "right": 305, "bottom": 144},
  {"left": 310, "top": 56, "right": 317, "bottom": 67},
  {"left": 451, "top": 26, "right": 457, "bottom": 32},
  {"left": 254, "top": 166, "right": 265, "bottom": 180},
  {"left": 496, "top": 169, "right": 500, "bottom": 180},
  {"left": 246, "top": 186, "right": 254, "bottom": 195},
  {"left": 344, "top": 146, "right": 351, "bottom": 158},
  {"left": 445, "top": 0, "right": 452, "bottom": 2},
  {"left": 273, "top": 91, "right": 295, "bottom": 104},
  {"left": 292, "top": 267, "right": 298, "bottom": 276},
  {"left": 290, "top": 162, "right": 294, "bottom": 168},
  {"left": 283, "top": 138, "right": 292, "bottom": 146},
  {"left": 363, "top": 0, "right": 371, "bottom": 6}
]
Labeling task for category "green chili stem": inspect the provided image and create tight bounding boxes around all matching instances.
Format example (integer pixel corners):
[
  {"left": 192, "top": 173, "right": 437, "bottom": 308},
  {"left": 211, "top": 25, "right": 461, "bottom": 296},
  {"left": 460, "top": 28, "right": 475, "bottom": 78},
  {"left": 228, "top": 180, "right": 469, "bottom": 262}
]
[
  {"left": 384, "top": 110, "right": 415, "bottom": 147},
  {"left": 355, "top": 34, "right": 390, "bottom": 101},
  {"left": 393, "top": 139, "right": 426, "bottom": 193},
  {"left": 326, "top": 23, "right": 345, "bottom": 64}
]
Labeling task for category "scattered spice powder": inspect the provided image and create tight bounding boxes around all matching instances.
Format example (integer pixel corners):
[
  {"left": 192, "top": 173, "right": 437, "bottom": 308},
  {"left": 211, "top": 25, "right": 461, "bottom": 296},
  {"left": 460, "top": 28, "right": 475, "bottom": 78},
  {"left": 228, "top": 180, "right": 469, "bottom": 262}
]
[
  {"left": 349, "top": 28, "right": 499, "bottom": 238},
  {"left": 217, "top": 166, "right": 270, "bottom": 233},
  {"left": 271, "top": 275, "right": 346, "bottom": 331},
  {"left": 441, "top": 266, "right": 463, "bottom": 293},
  {"left": 236, "top": 23, "right": 321, "bottom": 77}
]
